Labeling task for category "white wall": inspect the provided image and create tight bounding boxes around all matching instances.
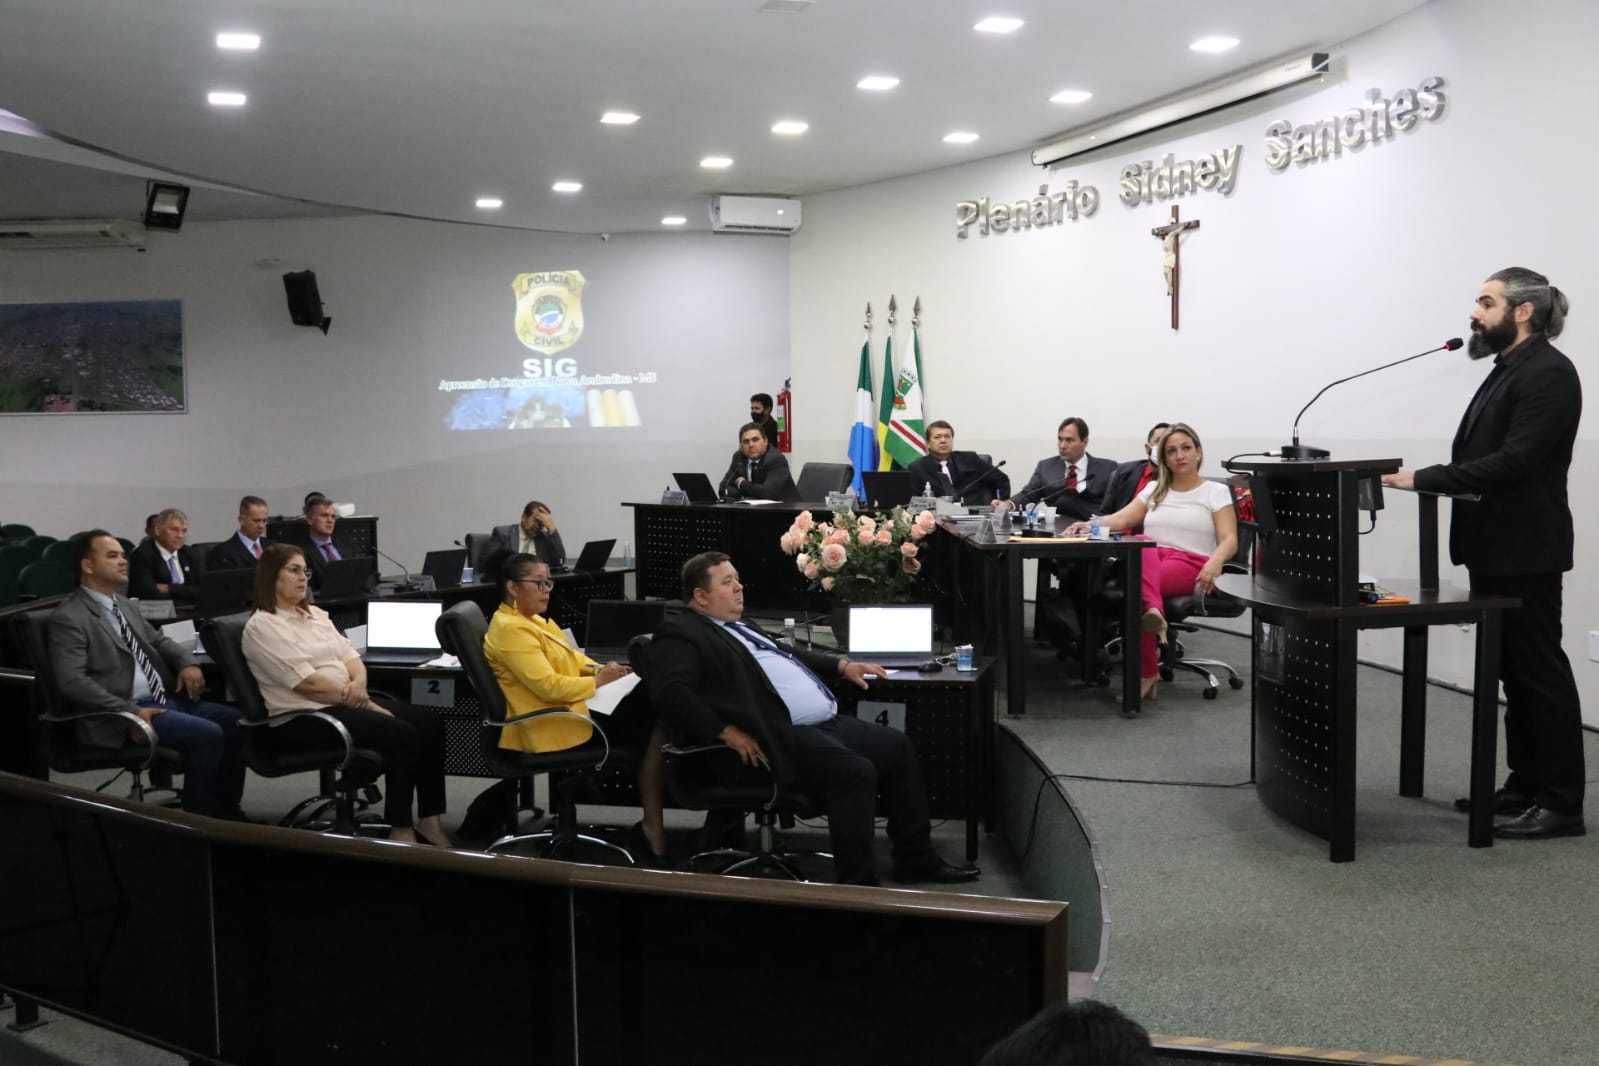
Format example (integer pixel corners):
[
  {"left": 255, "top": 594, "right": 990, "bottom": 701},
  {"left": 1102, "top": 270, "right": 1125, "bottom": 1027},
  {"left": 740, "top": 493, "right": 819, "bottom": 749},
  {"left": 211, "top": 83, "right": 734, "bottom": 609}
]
[
  {"left": 790, "top": 0, "right": 1599, "bottom": 723},
  {"left": 0, "top": 216, "right": 790, "bottom": 562}
]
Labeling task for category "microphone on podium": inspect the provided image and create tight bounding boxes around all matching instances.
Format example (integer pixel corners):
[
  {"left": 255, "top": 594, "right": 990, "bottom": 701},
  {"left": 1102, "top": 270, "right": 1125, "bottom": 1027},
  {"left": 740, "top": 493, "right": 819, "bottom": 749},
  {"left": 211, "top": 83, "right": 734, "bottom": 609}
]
[{"left": 1280, "top": 337, "right": 1463, "bottom": 459}]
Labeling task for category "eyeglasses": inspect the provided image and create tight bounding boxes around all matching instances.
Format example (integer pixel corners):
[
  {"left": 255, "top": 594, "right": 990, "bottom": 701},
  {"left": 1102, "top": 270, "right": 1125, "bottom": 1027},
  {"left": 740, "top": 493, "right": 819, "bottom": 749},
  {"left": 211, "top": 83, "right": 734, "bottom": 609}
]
[
  {"left": 283, "top": 565, "right": 310, "bottom": 575},
  {"left": 513, "top": 577, "right": 555, "bottom": 591}
]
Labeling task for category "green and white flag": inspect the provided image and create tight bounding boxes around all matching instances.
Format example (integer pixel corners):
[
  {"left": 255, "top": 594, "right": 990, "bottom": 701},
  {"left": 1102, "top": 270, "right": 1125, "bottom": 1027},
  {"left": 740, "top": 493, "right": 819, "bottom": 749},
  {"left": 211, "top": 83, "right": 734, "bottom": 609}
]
[
  {"left": 875, "top": 334, "right": 898, "bottom": 470},
  {"left": 882, "top": 327, "right": 926, "bottom": 468}
]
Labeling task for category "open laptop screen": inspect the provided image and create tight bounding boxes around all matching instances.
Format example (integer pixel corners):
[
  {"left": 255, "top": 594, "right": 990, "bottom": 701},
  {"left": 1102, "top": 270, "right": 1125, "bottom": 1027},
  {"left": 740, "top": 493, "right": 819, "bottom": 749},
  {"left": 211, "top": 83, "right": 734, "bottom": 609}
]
[
  {"left": 366, "top": 600, "right": 443, "bottom": 652},
  {"left": 846, "top": 604, "right": 935, "bottom": 658}
]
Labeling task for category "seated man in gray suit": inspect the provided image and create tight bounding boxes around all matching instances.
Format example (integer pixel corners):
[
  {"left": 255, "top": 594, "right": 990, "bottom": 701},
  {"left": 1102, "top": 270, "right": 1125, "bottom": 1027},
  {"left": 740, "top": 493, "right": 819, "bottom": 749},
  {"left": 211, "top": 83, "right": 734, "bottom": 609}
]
[
  {"left": 49, "top": 530, "right": 247, "bottom": 820},
  {"left": 995, "top": 417, "right": 1116, "bottom": 522},
  {"left": 491, "top": 500, "right": 567, "bottom": 569}
]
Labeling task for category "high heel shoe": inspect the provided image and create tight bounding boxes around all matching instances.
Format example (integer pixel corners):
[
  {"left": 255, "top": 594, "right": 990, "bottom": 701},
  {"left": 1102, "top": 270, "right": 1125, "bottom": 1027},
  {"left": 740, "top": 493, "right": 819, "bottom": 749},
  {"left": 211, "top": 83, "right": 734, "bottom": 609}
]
[
  {"left": 629, "top": 822, "right": 674, "bottom": 869},
  {"left": 1139, "top": 676, "right": 1160, "bottom": 702},
  {"left": 1141, "top": 608, "right": 1168, "bottom": 645}
]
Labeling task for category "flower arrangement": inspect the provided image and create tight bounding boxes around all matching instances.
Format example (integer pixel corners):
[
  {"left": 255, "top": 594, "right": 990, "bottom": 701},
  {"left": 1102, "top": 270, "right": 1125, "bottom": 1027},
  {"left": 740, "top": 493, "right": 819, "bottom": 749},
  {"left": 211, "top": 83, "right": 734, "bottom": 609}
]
[{"left": 779, "top": 506, "right": 937, "bottom": 603}]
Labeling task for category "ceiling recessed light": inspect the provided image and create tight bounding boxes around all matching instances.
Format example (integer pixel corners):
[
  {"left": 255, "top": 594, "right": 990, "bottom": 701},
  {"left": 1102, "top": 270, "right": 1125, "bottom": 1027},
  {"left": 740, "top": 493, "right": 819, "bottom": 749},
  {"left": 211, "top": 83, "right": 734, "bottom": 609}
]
[
  {"left": 207, "top": 91, "right": 247, "bottom": 107},
  {"left": 973, "top": 16, "right": 1024, "bottom": 34},
  {"left": 475, "top": 197, "right": 503, "bottom": 210},
  {"left": 1049, "top": 89, "right": 1093, "bottom": 104},
  {"left": 661, "top": 216, "right": 687, "bottom": 226},
  {"left": 215, "top": 32, "right": 261, "bottom": 51},
  {"left": 600, "top": 111, "right": 640, "bottom": 125},
  {"left": 551, "top": 181, "right": 583, "bottom": 193},
  {"left": 700, "top": 156, "right": 733, "bottom": 169},
  {"left": 771, "top": 120, "right": 809, "bottom": 135},
  {"left": 943, "top": 131, "right": 979, "bottom": 144},
  {"left": 1190, "top": 36, "right": 1240, "bottom": 54},
  {"left": 856, "top": 75, "right": 900, "bottom": 92}
]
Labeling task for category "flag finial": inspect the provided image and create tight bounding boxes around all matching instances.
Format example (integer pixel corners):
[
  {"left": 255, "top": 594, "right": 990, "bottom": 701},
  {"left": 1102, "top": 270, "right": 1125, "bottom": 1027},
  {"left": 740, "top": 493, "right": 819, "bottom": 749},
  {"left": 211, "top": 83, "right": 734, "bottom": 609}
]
[
  {"left": 864, "top": 302, "right": 872, "bottom": 330},
  {"left": 913, "top": 296, "right": 921, "bottom": 328},
  {"left": 888, "top": 294, "right": 897, "bottom": 326}
]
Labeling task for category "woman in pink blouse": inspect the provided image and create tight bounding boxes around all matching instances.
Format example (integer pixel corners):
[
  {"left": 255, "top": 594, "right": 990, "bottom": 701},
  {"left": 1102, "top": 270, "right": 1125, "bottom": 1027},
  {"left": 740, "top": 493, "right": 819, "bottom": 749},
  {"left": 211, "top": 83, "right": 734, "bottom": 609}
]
[{"left": 242, "top": 544, "right": 452, "bottom": 846}]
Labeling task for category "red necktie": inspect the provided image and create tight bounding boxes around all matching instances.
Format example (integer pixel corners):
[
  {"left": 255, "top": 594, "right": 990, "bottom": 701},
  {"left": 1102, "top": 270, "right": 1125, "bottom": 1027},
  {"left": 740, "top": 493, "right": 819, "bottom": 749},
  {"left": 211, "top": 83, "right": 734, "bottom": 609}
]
[
  {"left": 251, "top": 541, "right": 261, "bottom": 559},
  {"left": 321, "top": 543, "right": 336, "bottom": 561},
  {"left": 1065, "top": 464, "right": 1078, "bottom": 491}
]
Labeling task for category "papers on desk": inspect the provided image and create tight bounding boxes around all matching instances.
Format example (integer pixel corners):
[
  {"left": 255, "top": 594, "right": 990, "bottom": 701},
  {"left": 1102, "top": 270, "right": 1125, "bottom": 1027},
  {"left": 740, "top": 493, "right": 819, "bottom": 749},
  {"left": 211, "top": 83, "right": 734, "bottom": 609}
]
[
  {"left": 587, "top": 671, "right": 640, "bottom": 716},
  {"left": 733, "top": 499, "right": 784, "bottom": 506},
  {"left": 420, "top": 653, "right": 460, "bottom": 668},
  {"left": 345, "top": 624, "right": 368, "bottom": 651}
]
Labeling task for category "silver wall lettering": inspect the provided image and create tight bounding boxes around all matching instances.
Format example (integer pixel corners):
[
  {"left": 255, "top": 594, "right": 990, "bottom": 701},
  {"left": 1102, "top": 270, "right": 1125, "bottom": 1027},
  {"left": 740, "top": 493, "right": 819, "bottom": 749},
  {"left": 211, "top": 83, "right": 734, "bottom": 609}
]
[
  {"left": 954, "top": 182, "right": 1099, "bottom": 237},
  {"left": 1118, "top": 146, "right": 1241, "bottom": 207},
  {"left": 1265, "top": 76, "right": 1446, "bottom": 171}
]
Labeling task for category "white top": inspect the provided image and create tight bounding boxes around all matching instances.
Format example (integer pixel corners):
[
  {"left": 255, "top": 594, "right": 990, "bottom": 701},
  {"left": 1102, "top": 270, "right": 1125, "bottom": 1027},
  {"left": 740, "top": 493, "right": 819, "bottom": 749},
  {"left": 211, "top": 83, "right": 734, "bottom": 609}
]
[
  {"left": 243, "top": 606, "right": 359, "bottom": 716},
  {"left": 1138, "top": 480, "right": 1233, "bottom": 558}
]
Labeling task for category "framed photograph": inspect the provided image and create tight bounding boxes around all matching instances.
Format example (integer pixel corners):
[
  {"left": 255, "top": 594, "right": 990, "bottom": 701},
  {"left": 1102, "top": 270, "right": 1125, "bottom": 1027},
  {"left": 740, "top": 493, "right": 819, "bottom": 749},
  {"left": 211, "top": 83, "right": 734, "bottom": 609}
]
[{"left": 0, "top": 299, "right": 185, "bottom": 414}]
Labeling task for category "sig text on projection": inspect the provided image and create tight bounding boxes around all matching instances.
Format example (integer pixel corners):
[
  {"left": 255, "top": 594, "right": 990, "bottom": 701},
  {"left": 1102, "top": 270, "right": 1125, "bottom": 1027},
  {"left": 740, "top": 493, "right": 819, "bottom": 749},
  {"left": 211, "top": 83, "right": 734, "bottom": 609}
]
[{"left": 954, "top": 75, "right": 1446, "bottom": 239}]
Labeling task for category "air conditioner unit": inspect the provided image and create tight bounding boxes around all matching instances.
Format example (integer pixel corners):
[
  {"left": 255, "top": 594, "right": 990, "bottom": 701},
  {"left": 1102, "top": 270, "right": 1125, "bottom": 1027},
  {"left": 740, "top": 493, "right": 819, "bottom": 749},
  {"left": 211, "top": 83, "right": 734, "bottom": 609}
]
[
  {"left": 709, "top": 196, "right": 801, "bottom": 234},
  {"left": 0, "top": 219, "right": 147, "bottom": 250}
]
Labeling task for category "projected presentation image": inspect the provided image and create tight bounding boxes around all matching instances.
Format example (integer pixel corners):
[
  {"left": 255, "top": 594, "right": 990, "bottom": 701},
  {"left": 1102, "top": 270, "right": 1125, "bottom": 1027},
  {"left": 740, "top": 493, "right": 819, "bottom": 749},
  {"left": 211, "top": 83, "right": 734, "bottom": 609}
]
[{"left": 438, "top": 269, "right": 654, "bottom": 432}]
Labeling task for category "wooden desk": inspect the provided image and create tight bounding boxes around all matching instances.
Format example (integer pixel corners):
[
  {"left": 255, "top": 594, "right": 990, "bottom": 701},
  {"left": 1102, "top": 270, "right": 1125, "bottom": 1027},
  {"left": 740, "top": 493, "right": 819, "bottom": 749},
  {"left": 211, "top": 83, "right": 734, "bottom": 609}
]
[{"left": 939, "top": 520, "right": 1156, "bottom": 717}]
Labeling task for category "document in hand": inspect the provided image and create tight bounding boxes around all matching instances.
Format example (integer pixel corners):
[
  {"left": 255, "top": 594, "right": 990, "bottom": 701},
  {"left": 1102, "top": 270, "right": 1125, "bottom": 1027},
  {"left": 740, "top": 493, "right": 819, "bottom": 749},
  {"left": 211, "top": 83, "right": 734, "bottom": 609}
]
[{"left": 586, "top": 672, "right": 641, "bottom": 716}]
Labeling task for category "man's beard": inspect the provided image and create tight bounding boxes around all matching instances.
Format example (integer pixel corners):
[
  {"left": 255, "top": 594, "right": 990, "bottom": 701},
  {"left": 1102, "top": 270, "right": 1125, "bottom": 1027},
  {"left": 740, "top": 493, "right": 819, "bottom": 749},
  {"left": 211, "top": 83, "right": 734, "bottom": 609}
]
[{"left": 1468, "top": 315, "right": 1518, "bottom": 360}]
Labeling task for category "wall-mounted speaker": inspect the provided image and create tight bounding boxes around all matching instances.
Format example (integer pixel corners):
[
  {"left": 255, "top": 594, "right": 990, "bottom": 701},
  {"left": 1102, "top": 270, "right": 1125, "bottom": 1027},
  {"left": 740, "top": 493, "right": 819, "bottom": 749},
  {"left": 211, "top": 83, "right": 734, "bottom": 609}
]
[{"left": 282, "top": 270, "right": 331, "bottom": 334}]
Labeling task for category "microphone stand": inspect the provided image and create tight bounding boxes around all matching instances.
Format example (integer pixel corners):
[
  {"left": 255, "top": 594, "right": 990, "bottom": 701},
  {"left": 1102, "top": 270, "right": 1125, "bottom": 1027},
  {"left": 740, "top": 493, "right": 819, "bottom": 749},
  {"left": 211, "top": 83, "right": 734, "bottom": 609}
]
[
  {"left": 948, "top": 459, "right": 1006, "bottom": 505},
  {"left": 374, "top": 547, "right": 420, "bottom": 591},
  {"left": 1282, "top": 338, "right": 1463, "bottom": 459}
]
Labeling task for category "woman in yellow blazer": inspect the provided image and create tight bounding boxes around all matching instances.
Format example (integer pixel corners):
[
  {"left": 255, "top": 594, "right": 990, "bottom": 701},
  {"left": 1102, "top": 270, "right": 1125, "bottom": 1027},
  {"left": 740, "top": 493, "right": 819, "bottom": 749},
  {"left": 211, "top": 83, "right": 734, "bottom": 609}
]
[{"left": 483, "top": 552, "right": 668, "bottom": 863}]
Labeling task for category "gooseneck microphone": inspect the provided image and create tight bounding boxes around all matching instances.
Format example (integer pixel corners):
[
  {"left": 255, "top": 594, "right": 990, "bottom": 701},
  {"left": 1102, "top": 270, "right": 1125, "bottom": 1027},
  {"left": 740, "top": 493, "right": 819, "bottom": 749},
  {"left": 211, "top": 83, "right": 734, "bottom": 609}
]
[
  {"left": 373, "top": 547, "right": 419, "bottom": 590},
  {"left": 1281, "top": 338, "right": 1463, "bottom": 459},
  {"left": 949, "top": 459, "right": 1006, "bottom": 504}
]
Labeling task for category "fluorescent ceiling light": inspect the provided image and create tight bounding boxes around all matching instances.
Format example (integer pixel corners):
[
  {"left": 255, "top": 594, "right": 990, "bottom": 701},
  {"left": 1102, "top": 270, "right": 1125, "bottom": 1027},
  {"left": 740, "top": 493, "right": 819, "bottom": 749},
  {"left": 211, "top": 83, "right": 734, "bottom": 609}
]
[
  {"left": 973, "top": 16, "right": 1024, "bottom": 34},
  {"left": 207, "top": 91, "right": 247, "bottom": 107},
  {"left": 700, "top": 156, "right": 733, "bottom": 169},
  {"left": 600, "top": 111, "right": 640, "bottom": 125},
  {"left": 856, "top": 75, "right": 900, "bottom": 91},
  {"left": 943, "top": 131, "right": 979, "bottom": 144},
  {"left": 216, "top": 32, "right": 261, "bottom": 51},
  {"left": 1190, "top": 36, "right": 1240, "bottom": 54},
  {"left": 1049, "top": 89, "right": 1093, "bottom": 104},
  {"left": 771, "top": 120, "right": 809, "bottom": 135},
  {"left": 475, "top": 197, "right": 503, "bottom": 209},
  {"left": 661, "top": 216, "right": 687, "bottom": 226},
  {"left": 551, "top": 181, "right": 583, "bottom": 193}
]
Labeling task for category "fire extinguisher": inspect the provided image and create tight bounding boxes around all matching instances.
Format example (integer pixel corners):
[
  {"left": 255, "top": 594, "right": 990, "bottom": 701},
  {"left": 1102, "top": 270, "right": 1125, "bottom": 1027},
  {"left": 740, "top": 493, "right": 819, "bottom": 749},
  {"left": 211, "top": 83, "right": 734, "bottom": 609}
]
[{"left": 775, "top": 378, "right": 793, "bottom": 453}]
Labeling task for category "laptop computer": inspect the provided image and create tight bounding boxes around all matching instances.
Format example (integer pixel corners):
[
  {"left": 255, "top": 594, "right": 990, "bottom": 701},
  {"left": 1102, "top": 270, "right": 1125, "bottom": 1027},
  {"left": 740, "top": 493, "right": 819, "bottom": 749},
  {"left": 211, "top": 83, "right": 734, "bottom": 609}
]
[
  {"left": 860, "top": 470, "right": 915, "bottom": 509},
  {"left": 320, "top": 556, "right": 376, "bottom": 599},
  {"left": 362, "top": 600, "right": 445, "bottom": 665},
  {"left": 421, "top": 548, "right": 468, "bottom": 588},
  {"left": 583, "top": 599, "right": 669, "bottom": 662},
  {"left": 845, "top": 604, "right": 937, "bottom": 667},
  {"left": 672, "top": 472, "right": 721, "bottom": 504},
  {"left": 195, "top": 567, "right": 254, "bottom": 611},
  {"left": 570, "top": 538, "right": 615, "bottom": 573}
]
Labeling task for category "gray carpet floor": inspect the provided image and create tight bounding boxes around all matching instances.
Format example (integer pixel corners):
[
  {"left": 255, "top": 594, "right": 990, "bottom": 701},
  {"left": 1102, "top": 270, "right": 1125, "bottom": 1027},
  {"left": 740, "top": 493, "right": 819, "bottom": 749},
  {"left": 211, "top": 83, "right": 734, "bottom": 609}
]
[{"left": 1007, "top": 627, "right": 1599, "bottom": 1066}]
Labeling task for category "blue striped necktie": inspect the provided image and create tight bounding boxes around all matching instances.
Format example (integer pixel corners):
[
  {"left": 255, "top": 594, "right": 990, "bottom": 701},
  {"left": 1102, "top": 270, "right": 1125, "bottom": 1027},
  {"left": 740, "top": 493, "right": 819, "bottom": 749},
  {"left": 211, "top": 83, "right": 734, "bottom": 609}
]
[
  {"left": 730, "top": 621, "right": 833, "bottom": 702},
  {"left": 111, "top": 601, "right": 166, "bottom": 704}
]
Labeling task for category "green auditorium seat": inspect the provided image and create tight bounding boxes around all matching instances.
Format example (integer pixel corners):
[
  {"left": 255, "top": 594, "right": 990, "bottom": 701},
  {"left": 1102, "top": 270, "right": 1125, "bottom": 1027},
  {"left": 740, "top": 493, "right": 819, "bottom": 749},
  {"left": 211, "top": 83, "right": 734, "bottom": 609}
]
[
  {"left": 18, "top": 560, "right": 77, "bottom": 598},
  {"left": 0, "top": 522, "right": 37, "bottom": 540},
  {"left": 40, "top": 540, "right": 78, "bottom": 567}
]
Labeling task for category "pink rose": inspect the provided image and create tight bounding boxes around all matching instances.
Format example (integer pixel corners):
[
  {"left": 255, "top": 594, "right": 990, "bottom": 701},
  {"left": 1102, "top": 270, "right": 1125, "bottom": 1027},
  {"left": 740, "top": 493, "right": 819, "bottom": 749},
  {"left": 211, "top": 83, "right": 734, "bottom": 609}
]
[
  {"left": 900, "top": 542, "right": 918, "bottom": 558},
  {"left": 821, "top": 576, "right": 835, "bottom": 591},
  {"left": 875, "top": 529, "right": 893, "bottom": 545},
  {"left": 903, "top": 558, "right": 922, "bottom": 574},
  {"left": 916, "top": 510, "right": 936, "bottom": 531},
  {"left": 858, "top": 531, "right": 875, "bottom": 546},
  {"left": 803, "top": 562, "right": 819, "bottom": 580},
  {"left": 779, "top": 531, "right": 797, "bottom": 554},
  {"left": 826, "top": 529, "right": 850, "bottom": 546},
  {"left": 795, "top": 553, "right": 811, "bottom": 573},
  {"left": 857, "top": 515, "right": 877, "bottom": 535},
  {"left": 909, "top": 524, "right": 927, "bottom": 541},
  {"left": 820, "top": 543, "right": 848, "bottom": 571},
  {"left": 794, "top": 510, "right": 814, "bottom": 532}
]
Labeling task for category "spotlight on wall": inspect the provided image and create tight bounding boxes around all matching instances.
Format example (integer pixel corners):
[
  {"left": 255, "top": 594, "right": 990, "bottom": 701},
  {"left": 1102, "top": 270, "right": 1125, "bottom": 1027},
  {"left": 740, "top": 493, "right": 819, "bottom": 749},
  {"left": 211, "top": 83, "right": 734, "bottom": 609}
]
[{"left": 142, "top": 181, "right": 191, "bottom": 231}]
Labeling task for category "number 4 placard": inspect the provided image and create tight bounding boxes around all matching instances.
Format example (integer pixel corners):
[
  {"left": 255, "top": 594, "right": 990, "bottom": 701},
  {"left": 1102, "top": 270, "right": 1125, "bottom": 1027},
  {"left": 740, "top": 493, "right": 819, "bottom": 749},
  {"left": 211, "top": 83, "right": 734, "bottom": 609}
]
[{"left": 858, "top": 701, "right": 905, "bottom": 732}]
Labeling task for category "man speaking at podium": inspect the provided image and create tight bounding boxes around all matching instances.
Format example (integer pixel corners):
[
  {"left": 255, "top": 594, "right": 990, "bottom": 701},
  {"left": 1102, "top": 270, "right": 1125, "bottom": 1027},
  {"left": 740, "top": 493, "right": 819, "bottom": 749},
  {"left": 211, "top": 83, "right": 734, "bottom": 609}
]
[{"left": 1384, "top": 267, "right": 1583, "bottom": 840}]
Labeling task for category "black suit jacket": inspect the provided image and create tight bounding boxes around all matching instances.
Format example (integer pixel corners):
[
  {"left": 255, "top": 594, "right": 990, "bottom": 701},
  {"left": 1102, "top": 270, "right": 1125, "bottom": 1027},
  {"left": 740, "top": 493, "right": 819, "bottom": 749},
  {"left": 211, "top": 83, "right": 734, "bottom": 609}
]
[
  {"left": 294, "top": 531, "right": 361, "bottom": 590},
  {"left": 128, "top": 541, "right": 205, "bottom": 603},
  {"left": 1414, "top": 334, "right": 1581, "bottom": 576},
  {"left": 647, "top": 610, "right": 842, "bottom": 784},
  {"left": 489, "top": 523, "right": 567, "bottom": 568},
  {"left": 1101, "top": 459, "right": 1156, "bottom": 518},
  {"left": 206, "top": 534, "right": 269, "bottom": 573},
  {"left": 718, "top": 449, "right": 798, "bottom": 501},
  {"left": 904, "top": 451, "right": 1010, "bottom": 504},
  {"left": 1011, "top": 454, "right": 1116, "bottom": 520}
]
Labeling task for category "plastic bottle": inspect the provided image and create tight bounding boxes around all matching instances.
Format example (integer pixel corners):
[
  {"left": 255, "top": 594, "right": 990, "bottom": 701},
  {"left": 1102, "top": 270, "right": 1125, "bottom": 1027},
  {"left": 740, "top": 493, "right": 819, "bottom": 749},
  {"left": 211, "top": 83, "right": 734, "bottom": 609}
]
[
  {"left": 780, "top": 618, "right": 797, "bottom": 647},
  {"left": 621, "top": 540, "right": 632, "bottom": 567}
]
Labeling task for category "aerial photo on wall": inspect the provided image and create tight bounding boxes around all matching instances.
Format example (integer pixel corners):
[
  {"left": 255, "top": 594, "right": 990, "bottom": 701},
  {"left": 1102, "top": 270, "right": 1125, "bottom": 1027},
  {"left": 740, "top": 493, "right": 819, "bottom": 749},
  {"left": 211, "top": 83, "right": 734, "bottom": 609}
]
[{"left": 0, "top": 299, "right": 185, "bottom": 414}]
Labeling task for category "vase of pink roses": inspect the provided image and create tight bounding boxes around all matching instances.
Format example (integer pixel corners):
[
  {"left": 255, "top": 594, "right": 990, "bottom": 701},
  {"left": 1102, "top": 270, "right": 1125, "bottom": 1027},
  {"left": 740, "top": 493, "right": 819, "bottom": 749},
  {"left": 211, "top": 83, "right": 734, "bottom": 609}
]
[{"left": 779, "top": 506, "right": 937, "bottom": 643}]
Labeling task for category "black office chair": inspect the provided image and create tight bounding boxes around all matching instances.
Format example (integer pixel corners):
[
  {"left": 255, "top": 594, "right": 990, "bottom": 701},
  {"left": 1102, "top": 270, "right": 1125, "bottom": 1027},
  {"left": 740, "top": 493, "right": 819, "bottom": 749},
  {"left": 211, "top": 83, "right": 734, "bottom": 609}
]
[
  {"left": 1157, "top": 522, "right": 1253, "bottom": 698},
  {"left": 630, "top": 635, "right": 830, "bottom": 881},
  {"left": 435, "top": 600, "right": 635, "bottom": 862},
  {"left": 19, "top": 608, "right": 186, "bottom": 803},
  {"left": 200, "top": 613, "right": 387, "bottom": 835},
  {"left": 462, "top": 532, "right": 497, "bottom": 571},
  {"left": 794, "top": 461, "right": 854, "bottom": 501}
]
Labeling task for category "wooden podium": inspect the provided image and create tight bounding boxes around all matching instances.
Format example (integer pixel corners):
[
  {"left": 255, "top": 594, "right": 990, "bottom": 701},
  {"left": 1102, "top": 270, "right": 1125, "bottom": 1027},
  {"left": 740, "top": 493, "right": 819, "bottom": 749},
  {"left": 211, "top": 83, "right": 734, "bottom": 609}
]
[{"left": 1218, "top": 457, "right": 1516, "bottom": 862}]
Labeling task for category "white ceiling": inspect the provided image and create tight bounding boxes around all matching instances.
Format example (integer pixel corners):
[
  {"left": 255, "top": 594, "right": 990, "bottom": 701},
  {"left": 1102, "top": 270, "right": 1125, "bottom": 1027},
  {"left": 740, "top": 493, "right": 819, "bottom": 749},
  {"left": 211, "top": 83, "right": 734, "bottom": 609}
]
[{"left": 0, "top": 0, "right": 1427, "bottom": 233}]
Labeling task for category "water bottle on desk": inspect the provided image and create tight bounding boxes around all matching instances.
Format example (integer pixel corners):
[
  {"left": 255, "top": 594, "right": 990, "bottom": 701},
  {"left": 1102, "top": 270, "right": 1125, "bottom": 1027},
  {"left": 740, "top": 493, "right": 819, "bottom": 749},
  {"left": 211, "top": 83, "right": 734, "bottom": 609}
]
[
  {"left": 780, "top": 618, "right": 797, "bottom": 647},
  {"left": 620, "top": 540, "right": 632, "bottom": 568}
]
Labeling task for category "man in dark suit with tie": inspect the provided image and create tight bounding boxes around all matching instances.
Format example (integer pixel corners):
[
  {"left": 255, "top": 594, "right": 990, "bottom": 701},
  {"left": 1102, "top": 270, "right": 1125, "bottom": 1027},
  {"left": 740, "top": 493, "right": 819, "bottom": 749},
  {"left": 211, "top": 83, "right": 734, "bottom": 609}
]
[
  {"left": 717, "top": 422, "right": 798, "bottom": 501},
  {"left": 1385, "top": 267, "right": 1583, "bottom": 840},
  {"left": 48, "top": 530, "right": 246, "bottom": 819},
  {"left": 647, "top": 551, "right": 979, "bottom": 886},
  {"left": 490, "top": 500, "right": 567, "bottom": 568},
  {"left": 996, "top": 417, "right": 1116, "bottom": 522},
  {"left": 905, "top": 421, "right": 1010, "bottom": 504},
  {"left": 129, "top": 507, "right": 204, "bottom": 603},
  {"left": 206, "top": 495, "right": 272, "bottom": 571},
  {"left": 296, "top": 493, "right": 361, "bottom": 590},
  {"left": 1101, "top": 422, "right": 1171, "bottom": 521}
]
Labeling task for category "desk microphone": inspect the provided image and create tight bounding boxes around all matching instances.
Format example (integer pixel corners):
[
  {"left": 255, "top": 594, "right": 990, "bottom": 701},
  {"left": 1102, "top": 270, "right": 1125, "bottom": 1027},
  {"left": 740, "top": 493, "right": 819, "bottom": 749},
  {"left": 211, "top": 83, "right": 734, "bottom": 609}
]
[
  {"left": 373, "top": 547, "right": 420, "bottom": 590},
  {"left": 949, "top": 459, "right": 1005, "bottom": 504},
  {"left": 1011, "top": 473, "right": 1091, "bottom": 509},
  {"left": 1281, "top": 337, "right": 1463, "bottom": 459}
]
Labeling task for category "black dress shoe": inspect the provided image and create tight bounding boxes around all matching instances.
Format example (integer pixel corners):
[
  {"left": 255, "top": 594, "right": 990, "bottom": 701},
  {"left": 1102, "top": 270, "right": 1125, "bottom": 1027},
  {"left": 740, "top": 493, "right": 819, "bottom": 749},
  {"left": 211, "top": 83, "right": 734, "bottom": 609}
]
[
  {"left": 892, "top": 858, "right": 981, "bottom": 885},
  {"left": 1453, "top": 789, "right": 1534, "bottom": 815},
  {"left": 1493, "top": 806, "right": 1586, "bottom": 840}
]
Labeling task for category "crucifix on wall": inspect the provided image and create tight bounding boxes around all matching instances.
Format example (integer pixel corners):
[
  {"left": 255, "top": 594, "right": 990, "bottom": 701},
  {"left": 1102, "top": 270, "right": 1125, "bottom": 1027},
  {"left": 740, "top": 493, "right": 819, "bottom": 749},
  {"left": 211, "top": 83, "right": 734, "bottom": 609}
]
[{"left": 1151, "top": 205, "right": 1200, "bottom": 330}]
